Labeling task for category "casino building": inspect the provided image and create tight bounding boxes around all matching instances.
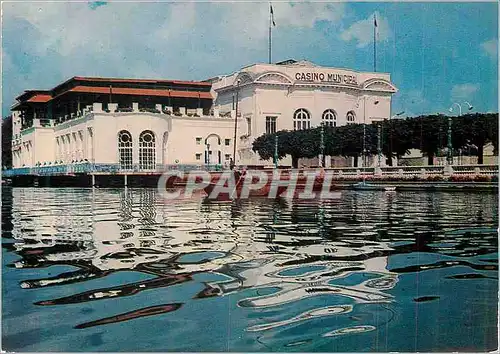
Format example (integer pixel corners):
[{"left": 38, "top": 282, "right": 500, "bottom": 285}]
[{"left": 10, "top": 59, "right": 397, "bottom": 169}]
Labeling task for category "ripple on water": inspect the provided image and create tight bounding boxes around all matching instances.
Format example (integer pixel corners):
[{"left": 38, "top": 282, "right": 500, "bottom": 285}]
[
  {"left": 1, "top": 187, "right": 498, "bottom": 352},
  {"left": 322, "top": 325, "right": 377, "bottom": 337}
]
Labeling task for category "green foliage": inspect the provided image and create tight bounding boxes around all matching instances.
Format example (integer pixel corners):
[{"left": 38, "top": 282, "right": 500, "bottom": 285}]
[
  {"left": 251, "top": 113, "right": 499, "bottom": 166},
  {"left": 2, "top": 116, "right": 12, "bottom": 169},
  {"left": 252, "top": 130, "right": 289, "bottom": 161}
]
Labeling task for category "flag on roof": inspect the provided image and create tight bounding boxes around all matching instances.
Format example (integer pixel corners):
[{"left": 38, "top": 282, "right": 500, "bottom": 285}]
[{"left": 270, "top": 4, "right": 276, "bottom": 26}]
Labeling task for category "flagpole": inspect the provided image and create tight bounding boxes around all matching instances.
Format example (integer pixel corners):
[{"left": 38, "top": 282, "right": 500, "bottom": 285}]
[
  {"left": 373, "top": 14, "right": 377, "bottom": 72},
  {"left": 269, "top": 4, "right": 272, "bottom": 64}
]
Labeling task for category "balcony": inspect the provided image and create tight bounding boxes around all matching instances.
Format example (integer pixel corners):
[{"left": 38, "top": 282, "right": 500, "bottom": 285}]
[{"left": 45, "top": 101, "right": 239, "bottom": 123}]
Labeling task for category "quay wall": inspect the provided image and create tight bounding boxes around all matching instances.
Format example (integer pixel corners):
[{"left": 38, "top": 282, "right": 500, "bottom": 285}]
[{"left": 3, "top": 164, "right": 498, "bottom": 190}]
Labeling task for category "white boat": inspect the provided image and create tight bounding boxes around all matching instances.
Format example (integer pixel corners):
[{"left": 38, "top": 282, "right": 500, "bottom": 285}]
[{"left": 351, "top": 181, "right": 396, "bottom": 192}]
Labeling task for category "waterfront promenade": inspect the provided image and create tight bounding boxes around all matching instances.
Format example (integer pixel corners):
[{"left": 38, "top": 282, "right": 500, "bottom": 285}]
[{"left": 2, "top": 163, "right": 498, "bottom": 189}]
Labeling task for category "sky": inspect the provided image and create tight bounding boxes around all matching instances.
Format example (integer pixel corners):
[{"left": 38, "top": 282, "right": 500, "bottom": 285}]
[{"left": 2, "top": 1, "right": 498, "bottom": 118}]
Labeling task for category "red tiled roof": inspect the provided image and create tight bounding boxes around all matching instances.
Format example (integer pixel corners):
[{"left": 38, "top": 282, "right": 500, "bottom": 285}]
[
  {"left": 27, "top": 94, "right": 52, "bottom": 103},
  {"left": 73, "top": 76, "right": 212, "bottom": 87},
  {"left": 15, "top": 90, "right": 52, "bottom": 101},
  {"left": 67, "top": 86, "right": 213, "bottom": 99}
]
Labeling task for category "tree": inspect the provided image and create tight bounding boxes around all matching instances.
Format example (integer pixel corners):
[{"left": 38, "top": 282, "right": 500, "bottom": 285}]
[
  {"left": 252, "top": 131, "right": 288, "bottom": 161},
  {"left": 281, "top": 129, "right": 320, "bottom": 168},
  {"left": 407, "top": 115, "right": 448, "bottom": 165},
  {"left": 380, "top": 118, "right": 415, "bottom": 166},
  {"left": 331, "top": 124, "right": 377, "bottom": 167},
  {"left": 453, "top": 113, "right": 498, "bottom": 164},
  {"left": 2, "top": 116, "right": 12, "bottom": 169},
  {"left": 251, "top": 112, "right": 498, "bottom": 168}
]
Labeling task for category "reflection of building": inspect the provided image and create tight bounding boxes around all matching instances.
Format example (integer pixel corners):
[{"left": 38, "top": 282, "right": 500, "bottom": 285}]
[
  {"left": 11, "top": 59, "right": 397, "bottom": 168},
  {"left": 8, "top": 189, "right": 498, "bottom": 335}
]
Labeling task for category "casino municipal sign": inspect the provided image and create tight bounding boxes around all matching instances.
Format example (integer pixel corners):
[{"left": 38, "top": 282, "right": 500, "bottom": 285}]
[{"left": 294, "top": 72, "right": 358, "bottom": 85}]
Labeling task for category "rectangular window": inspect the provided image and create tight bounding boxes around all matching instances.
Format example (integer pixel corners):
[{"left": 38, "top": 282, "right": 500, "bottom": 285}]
[
  {"left": 225, "top": 139, "right": 231, "bottom": 146},
  {"left": 225, "top": 154, "right": 231, "bottom": 160},
  {"left": 266, "top": 116, "right": 277, "bottom": 134},
  {"left": 196, "top": 137, "right": 202, "bottom": 145},
  {"left": 246, "top": 118, "right": 252, "bottom": 135},
  {"left": 120, "top": 149, "right": 133, "bottom": 170},
  {"left": 195, "top": 153, "right": 202, "bottom": 160}
]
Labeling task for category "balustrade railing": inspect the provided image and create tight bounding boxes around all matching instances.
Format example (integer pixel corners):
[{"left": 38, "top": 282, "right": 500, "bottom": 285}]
[
  {"left": 2, "top": 164, "right": 498, "bottom": 178},
  {"left": 2, "top": 163, "right": 224, "bottom": 177}
]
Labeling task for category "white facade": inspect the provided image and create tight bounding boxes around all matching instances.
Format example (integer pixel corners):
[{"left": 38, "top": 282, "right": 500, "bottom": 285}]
[
  {"left": 12, "top": 103, "right": 239, "bottom": 168},
  {"left": 11, "top": 60, "right": 397, "bottom": 169},
  {"left": 211, "top": 60, "right": 397, "bottom": 166}
]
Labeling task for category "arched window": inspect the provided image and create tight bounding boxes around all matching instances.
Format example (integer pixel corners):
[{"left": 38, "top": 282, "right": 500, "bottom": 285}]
[
  {"left": 322, "top": 109, "right": 337, "bottom": 127},
  {"left": 139, "top": 130, "right": 156, "bottom": 170},
  {"left": 293, "top": 108, "right": 311, "bottom": 130},
  {"left": 346, "top": 111, "right": 356, "bottom": 125},
  {"left": 118, "top": 130, "right": 133, "bottom": 170}
]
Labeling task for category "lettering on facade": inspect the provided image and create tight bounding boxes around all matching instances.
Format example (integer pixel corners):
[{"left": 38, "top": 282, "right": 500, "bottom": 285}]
[{"left": 294, "top": 72, "right": 358, "bottom": 85}]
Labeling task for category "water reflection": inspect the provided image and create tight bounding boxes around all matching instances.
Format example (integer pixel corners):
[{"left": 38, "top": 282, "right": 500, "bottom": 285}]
[{"left": 2, "top": 187, "right": 498, "bottom": 351}]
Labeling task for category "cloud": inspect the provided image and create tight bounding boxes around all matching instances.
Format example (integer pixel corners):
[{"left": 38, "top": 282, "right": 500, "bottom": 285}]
[
  {"left": 274, "top": 2, "right": 345, "bottom": 28},
  {"left": 480, "top": 39, "right": 498, "bottom": 59},
  {"left": 2, "top": 1, "right": 349, "bottom": 115},
  {"left": 340, "top": 12, "right": 391, "bottom": 48},
  {"left": 451, "top": 83, "right": 480, "bottom": 101}
]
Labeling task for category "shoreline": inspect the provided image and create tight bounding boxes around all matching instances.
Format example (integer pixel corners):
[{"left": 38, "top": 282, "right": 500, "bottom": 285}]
[{"left": 2, "top": 175, "right": 497, "bottom": 191}]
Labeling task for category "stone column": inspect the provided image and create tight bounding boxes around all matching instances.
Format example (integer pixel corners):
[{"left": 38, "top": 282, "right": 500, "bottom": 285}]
[
  {"left": 443, "top": 165, "right": 453, "bottom": 176},
  {"left": 93, "top": 103, "right": 103, "bottom": 113}
]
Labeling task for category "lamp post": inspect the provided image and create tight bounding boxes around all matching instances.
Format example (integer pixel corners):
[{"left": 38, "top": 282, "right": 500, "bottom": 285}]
[
  {"left": 232, "top": 79, "right": 241, "bottom": 167},
  {"left": 385, "top": 111, "right": 404, "bottom": 167},
  {"left": 449, "top": 101, "right": 473, "bottom": 116},
  {"left": 377, "top": 123, "right": 382, "bottom": 167},
  {"left": 361, "top": 96, "right": 379, "bottom": 168},
  {"left": 447, "top": 115, "right": 453, "bottom": 165},
  {"left": 274, "top": 134, "right": 278, "bottom": 169},
  {"left": 391, "top": 111, "right": 405, "bottom": 120},
  {"left": 320, "top": 122, "right": 325, "bottom": 168},
  {"left": 447, "top": 102, "right": 473, "bottom": 165},
  {"left": 449, "top": 102, "right": 462, "bottom": 116}
]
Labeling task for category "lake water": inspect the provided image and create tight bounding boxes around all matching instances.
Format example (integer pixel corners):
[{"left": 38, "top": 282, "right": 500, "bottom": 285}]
[{"left": 2, "top": 187, "right": 498, "bottom": 352}]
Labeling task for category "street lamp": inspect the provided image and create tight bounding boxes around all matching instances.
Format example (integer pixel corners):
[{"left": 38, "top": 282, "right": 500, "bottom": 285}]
[
  {"left": 361, "top": 97, "right": 380, "bottom": 168},
  {"left": 384, "top": 111, "right": 403, "bottom": 167},
  {"left": 446, "top": 114, "right": 453, "bottom": 165},
  {"left": 232, "top": 79, "right": 241, "bottom": 168},
  {"left": 391, "top": 111, "right": 405, "bottom": 120},
  {"left": 447, "top": 102, "right": 473, "bottom": 165},
  {"left": 274, "top": 134, "right": 278, "bottom": 169},
  {"left": 377, "top": 123, "right": 382, "bottom": 167},
  {"left": 449, "top": 103, "right": 462, "bottom": 116},
  {"left": 320, "top": 122, "right": 325, "bottom": 168},
  {"left": 449, "top": 101, "right": 473, "bottom": 116}
]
